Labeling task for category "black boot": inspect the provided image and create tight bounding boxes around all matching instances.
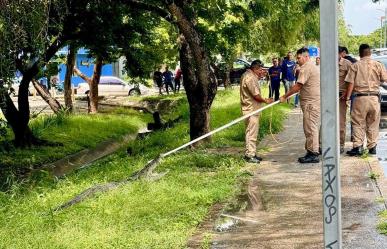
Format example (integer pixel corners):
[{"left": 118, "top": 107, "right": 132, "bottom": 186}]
[
  {"left": 298, "top": 151, "right": 320, "bottom": 164},
  {"left": 346, "top": 146, "right": 363, "bottom": 157},
  {"left": 254, "top": 155, "right": 263, "bottom": 161},
  {"left": 368, "top": 146, "right": 377, "bottom": 155}
]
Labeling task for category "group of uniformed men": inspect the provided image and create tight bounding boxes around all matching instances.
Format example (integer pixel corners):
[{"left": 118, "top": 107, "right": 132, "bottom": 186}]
[{"left": 240, "top": 44, "right": 387, "bottom": 164}]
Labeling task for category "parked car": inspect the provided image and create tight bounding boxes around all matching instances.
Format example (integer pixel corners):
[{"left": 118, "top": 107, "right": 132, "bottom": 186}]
[
  {"left": 215, "top": 59, "right": 268, "bottom": 85},
  {"left": 372, "top": 55, "right": 387, "bottom": 107},
  {"left": 215, "top": 59, "right": 250, "bottom": 85},
  {"left": 77, "top": 76, "right": 150, "bottom": 96}
]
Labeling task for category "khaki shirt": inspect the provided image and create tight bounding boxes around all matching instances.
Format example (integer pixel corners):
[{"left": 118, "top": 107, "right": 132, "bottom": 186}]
[
  {"left": 338, "top": 57, "right": 351, "bottom": 92},
  {"left": 297, "top": 60, "right": 320, "bottom": 105},
  {"left": 345, "top": 56, "right": 387, "bottom": 93},
  {"left": 240, "top": 69, "right": 261, "bottom": 114}
]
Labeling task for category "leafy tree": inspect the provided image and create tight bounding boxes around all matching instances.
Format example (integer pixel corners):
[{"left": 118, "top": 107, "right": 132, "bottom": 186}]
[{"left": 0, "top": 0, "right": 68, "bottom": 147}]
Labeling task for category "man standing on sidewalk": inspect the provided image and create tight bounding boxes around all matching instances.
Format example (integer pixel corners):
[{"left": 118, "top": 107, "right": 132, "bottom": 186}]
[
  {"left": 281, "top": 51, "right": 297, "bottom": 103},
  {"left": 240, "top": 60, "right": 273, "bottom": 163},
  {"left": 345, "top": 44, "right": 387, "bottom": 156},
  {"left": 279, "top": 47, "right": 320, "bottom": 163},
  {"left": 338, "top": 46, "right": 352, "bottom": 154},
  {"left": 268, "top": 58, "right": 282, "bottom": 101}
]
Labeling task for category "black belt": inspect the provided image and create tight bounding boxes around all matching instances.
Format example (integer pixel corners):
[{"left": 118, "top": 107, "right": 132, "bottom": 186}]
[{"left": 353, "top": 93, "right": 379, "bottom": 97}]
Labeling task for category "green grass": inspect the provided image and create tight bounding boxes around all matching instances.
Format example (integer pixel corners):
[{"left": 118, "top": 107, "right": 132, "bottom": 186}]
[
  {"left": 0, "top": 108, "right": 151, "bottom": 185},
  {"left": 0, "top": 88, "right": 290, "bottom": 249},
  {"left": 378, "top": 210, "right": 387, "bottom": 235}
]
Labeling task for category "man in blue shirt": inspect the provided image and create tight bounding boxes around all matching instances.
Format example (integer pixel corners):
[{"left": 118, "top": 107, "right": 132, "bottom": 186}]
[
  {"left": 281, "top": 51, "right": 297, "bottom": 104},
  {"left": 268, "top": 58, "right": 282, "bottom": 101},
  {"left": 162, "top": 66, "right": 174, "bottom": 94}
]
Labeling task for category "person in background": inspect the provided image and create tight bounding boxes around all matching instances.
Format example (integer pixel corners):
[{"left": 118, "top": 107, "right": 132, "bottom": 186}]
[
  {"left": 268, "top": 58, "right": 282, "bottom": 101},
  {"left": 345, "top": 44, "right": 387, "bottom": 156},
  {"left": 281, "top": 51, "right": 297, "bottom": 104},
  {"left": 174, "top": 67, "right": 183, "bottom": 93},
  {"left": 280, "top": 47, "right": 321, "bottom": 164},
  {"left": 153, "top": 68, "right": 163, "bottom": 95},
  {"left": 315, "top": 57, "right": 320, "bottom": 66},
  {"left": 342, "top": 47, "right": 357, "bottom": 63},
  {"left": 240, "top": 60, "right": 273, "bottom": 163},
  {"left": 338, "top": 46, "right": 352, "bottom": 154},
  {"left": 162, "top": 66, "right": 174, "bottom": 95}
]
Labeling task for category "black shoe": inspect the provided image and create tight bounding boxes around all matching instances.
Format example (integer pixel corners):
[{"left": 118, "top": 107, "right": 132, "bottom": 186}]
[
  {"left": 368, "top": 146, "right": 377, "bottom": 155},
  {"left": 254, "top": 155, "right": 263, "bottom": 161},
  {"left": 319, "top": 147, "right": 322, "bottom": 155},
  {"left": 244, "top": 156, "right": 260, "bottom": 164},
  {"left": 340, "top": 147, "right": 344, "bottom": 154},
  {"left": 298, "top": 151, "right": 320, "bottom": 164},
  {"left": 346, "top": 147, "right": 363, "bottom": 157}
]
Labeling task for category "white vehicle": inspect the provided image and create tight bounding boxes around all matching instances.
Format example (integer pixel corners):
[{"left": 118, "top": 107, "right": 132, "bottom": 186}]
[
  {"left": 373, "top": 55, "right": 387, "bottom": 107},
  {"left": 77, "top": 76, "right": 150, "bottom": 96}
]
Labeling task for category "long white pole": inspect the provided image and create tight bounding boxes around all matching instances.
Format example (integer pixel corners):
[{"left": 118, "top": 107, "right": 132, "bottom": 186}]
[
  {"left": 320, "top": 0, "right": 342, "bottom": 248},
  {"left": 161, "top": 94, "right": 295, "bottom": 158}
]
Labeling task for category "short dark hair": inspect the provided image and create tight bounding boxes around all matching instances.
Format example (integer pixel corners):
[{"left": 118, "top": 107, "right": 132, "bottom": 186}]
[
  {"left": 342, "top": 46, "right": 349, "bottom": 54},
  {"left": 250, "top": 59, "right": 264, "bottom": 69},
  {"left": 359, "top": 44, "right": 370, "bottom": 57},
  {"left": 338, "top": 46, "right": 345, "bottom": 53},
  {"left": 296, "top": 47, "right": 309, "bottom": 55}
]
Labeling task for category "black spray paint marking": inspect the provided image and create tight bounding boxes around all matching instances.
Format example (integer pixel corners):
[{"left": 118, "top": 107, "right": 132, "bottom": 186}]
[
  {"left": 326, "top": 240, "right": 338, "bottom": 249},
  {"left": 323, "top": 147, "right": 337, "bottom": 225}
]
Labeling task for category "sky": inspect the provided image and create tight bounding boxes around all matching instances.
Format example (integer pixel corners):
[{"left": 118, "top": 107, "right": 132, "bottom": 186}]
[{"left": 344, "top": 0, "right": 387, "bottom": 35}]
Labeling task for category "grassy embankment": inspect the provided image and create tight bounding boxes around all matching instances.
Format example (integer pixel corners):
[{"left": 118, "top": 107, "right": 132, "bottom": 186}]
[
  {"left": 0, "top": 108, "right": 151, "bottom": 187},
  {"left": 0, "top": 88, "right": 290, "bottom": 248}
]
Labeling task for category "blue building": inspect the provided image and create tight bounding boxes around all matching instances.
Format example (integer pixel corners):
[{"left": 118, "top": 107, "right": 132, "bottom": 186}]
[{"left": 57, "top": 47, "right": 123, "bottom": 87}]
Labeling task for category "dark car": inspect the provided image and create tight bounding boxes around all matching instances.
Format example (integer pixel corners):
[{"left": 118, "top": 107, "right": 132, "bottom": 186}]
[
  {"left": 215, "top": 59, "right": 269, "bottom": 85},
  {"left": 215, "top": 59, "right": 250, "bottom": 85}
]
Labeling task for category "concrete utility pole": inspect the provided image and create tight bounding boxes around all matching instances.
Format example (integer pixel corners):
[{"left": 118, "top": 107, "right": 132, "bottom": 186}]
[
  {"left": 381, "top": 17, "right": 384, "bottom": 49},
  {"left": 319, "top": 1, "right": 342, "bottom": 248},
  {"left": 385, "top": 8, "right": 387, "bottom": 48}
]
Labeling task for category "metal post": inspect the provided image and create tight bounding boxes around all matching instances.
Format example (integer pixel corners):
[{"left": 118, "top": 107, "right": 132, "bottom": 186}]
[
  {"left": 381, "top": 17, "right": 383, "bottom": 49},
  {"left": 319, "top": 1, "right": 342, "bottom": 249},
  {"left": 385, "top": 8, "right": 387, "bottom": 48}
]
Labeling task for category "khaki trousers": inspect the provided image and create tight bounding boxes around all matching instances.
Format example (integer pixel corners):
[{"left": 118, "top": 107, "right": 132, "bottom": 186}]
[
  {"left": 351, "top": 96, "right": 380, "bottom": 148},
  {"left": 245, "top": 114, "right": 260, "bottom": 157},
  {"left": 339, "top": 99, "right": 348, "bottom": 147},
  {"left": 301, "top": 103, "right": 320, "bottom": 153}
]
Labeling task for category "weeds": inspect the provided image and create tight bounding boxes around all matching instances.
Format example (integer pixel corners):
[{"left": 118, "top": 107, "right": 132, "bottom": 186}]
[{"left": 0, "top": 88, "right": 290, "bottom": 248}]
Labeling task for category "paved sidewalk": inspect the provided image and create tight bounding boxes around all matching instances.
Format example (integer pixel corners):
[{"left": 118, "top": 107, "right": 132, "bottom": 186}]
[{"left": 189, "top": 109, "right": 387, "bottom": 249}]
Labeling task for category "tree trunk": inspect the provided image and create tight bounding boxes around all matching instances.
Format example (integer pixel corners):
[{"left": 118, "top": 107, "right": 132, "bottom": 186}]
[
  {"left": 168, "top": 4, "right": 217, "bottom": 142},
  {"left": 73, "top": 57, "right": 103, "bottom": 114},
  {"left": 89, "top": 57, "right": 102, "bottom": 114},
  {"left": 0, "top": 83, "right": 35, "bottom": 147},
  {"left": 179, "top": 36, "right": 215, "bottom": 143},
  {"left": 64, "top": 44, "right": 76, "bottom": 112},
  {"left": 31, "top": 80, "right": 63, "bottom": 113}
]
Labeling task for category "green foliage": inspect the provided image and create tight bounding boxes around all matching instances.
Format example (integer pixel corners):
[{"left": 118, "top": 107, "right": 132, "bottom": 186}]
[
  {"left": 0, "top": 89, "right": 289, "bottom": 248},
  {"left": 378, "top": 210, "right": 387, "bottom": 235},
  {"left": 0, "top": 109, "right": 150, "bottom": 185}
]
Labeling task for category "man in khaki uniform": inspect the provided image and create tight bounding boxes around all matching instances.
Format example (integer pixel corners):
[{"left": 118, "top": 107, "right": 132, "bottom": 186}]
[
  {"left": 345, "top": 44, "right": 387, "bottom": 156},
  {"left": 338, "top": 46, "right": 352, "bottom": 153},
  {"left": 280, "top": 47, "right": 321, "bottom": 163},
  {"left": 240, "top": 60, "right": 273, "bottom": 163}
]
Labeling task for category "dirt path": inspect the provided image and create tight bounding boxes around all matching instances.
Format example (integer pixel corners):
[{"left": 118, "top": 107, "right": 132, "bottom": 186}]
[{"left": 189, "top": 109, "right": 387, "bottom": 249}]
